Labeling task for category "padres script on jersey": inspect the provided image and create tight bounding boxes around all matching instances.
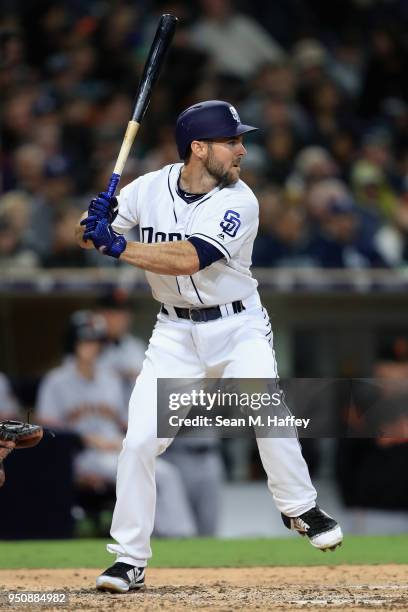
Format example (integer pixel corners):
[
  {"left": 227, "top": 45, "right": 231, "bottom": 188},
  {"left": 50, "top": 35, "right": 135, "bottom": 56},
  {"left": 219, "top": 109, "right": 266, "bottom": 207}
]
[{"left": 112, "top": 163, "right": 259, "bottom": 307}]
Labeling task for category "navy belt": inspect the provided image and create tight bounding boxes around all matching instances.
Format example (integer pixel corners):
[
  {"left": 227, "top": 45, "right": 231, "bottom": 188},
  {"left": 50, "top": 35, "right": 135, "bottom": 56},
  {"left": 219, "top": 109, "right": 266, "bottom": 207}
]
[{"left": 161, "top": 300, "right": 245, "bottom": 323}]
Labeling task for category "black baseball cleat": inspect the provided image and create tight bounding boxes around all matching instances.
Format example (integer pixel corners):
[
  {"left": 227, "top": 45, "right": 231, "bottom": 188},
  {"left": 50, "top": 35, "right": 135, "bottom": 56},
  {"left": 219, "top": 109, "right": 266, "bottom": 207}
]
[
  {"left": 96, "top": 562, "right": 145, "bottom": 593},
  {"left": 281, "top": 505, "right": 343, "bottom": 551}
]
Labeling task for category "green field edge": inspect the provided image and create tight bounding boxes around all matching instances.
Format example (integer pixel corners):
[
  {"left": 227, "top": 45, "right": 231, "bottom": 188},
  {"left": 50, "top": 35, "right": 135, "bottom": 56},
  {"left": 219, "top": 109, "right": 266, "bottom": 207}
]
[{"left": 0, "top": 535, "right": 407, "bottom": 569}]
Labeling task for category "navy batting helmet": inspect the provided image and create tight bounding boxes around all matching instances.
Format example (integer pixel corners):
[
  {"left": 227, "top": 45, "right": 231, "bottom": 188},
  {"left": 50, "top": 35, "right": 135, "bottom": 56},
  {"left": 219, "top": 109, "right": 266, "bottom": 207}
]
[
  {"left": 175, "top": 100, "right": 258, "bottom": 159},
  {"left": 64, "top": 310, "right": 107, "bottom": 354}
]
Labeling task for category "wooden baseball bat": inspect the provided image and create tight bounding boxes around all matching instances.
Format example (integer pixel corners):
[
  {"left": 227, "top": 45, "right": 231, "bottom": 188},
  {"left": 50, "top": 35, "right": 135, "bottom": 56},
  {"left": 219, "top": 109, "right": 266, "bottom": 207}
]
[{"left": 106, "top": 14, "right": 178, "bottom": 198}]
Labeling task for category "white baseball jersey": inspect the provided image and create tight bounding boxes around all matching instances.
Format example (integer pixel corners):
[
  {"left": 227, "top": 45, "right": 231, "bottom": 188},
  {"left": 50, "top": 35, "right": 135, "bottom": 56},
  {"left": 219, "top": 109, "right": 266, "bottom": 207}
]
[
  {"left": 99, "top": 334, "right": 146, "bottom": 379},
  {"left": 99, "top": 333, "right": 147, "bottom": 404},
  {"left": 112, "top": 163, "right": 259, "bottom": 307}
]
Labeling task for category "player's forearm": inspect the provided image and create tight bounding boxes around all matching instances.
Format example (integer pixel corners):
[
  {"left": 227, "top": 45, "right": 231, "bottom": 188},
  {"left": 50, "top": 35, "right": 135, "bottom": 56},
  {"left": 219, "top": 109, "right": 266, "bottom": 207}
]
[{"left": 120, "top": 240, "right": 200, "bottom": 275}]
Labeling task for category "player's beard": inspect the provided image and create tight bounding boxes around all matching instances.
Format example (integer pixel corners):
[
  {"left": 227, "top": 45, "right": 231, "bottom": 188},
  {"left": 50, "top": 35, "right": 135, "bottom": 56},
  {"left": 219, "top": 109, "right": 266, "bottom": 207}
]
[{"left": 204, "top": 145, "right": 239, "bottom": 187}]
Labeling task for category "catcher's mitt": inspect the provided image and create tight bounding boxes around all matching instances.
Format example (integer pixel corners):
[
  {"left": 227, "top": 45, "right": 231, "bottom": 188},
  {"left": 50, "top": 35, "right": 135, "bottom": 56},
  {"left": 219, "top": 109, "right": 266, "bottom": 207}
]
[
  {"left": 0, "top": 420, "right": 43, "bottom": 448},
  {"left": 0, "top": 420, "right": 43, "bottom": 488}
]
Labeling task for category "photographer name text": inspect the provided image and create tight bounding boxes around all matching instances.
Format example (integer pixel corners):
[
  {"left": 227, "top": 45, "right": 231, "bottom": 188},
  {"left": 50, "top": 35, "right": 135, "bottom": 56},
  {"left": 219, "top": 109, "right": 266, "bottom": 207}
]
[{"left": 168, "top": 414, "right": 310, "bottom": 429}]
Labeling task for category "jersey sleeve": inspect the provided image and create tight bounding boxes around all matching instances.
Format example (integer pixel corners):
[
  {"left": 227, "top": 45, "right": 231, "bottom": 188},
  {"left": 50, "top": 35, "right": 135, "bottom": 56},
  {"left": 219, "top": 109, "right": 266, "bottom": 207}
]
[
  {"left": 35, "top": 374, "right": 65, "bottom": 425},
  {"left": 111, "top": 178, "right": 141, "bottom": 234},
  {"left": 188, "top": 194, "right": 258, "bottom": 262},
  {"left": 188, "top": 236, "right": 224, "bottom": 269}
]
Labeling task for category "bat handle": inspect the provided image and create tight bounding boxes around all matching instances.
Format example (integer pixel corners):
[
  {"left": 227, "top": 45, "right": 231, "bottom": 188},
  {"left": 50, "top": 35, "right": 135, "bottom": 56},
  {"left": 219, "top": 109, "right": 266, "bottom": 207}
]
[
  {"left": 106, "top": 120, "right": 141, "bottom": 198},
  {"left": 106, "top": 173, "right": 121, "bottom": 199}
]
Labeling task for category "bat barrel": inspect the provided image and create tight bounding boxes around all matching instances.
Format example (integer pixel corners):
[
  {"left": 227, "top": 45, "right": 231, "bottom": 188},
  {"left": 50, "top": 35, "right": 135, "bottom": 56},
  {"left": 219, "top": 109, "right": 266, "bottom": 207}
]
[
  {"left": 132, "top": 14, "right": 178, "bottom": 123},
  {"left": 106, "top": 14, "right": 177, "bottom": 198}
]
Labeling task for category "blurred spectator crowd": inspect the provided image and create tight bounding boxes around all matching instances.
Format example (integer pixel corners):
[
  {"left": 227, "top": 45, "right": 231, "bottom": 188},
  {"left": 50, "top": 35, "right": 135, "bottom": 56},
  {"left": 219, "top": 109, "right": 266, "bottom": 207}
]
[{"left": 1, "top": 0, "right": 408, "bottom": 269}]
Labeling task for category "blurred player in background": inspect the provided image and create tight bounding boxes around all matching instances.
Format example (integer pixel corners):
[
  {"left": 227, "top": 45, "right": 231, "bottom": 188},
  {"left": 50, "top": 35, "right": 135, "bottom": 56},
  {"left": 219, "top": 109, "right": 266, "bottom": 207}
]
[
  {"left": 95, "top": 291, "right": 200, "bottom": 536},
  {"left": 97, "top": 289, "right": 147, "bottom": 405},
  {"left": 36, "top": 311, "right": 125, "bottom": 493},
  {"left": 163, "top": 436, "right": 224, "bottom": 536}
]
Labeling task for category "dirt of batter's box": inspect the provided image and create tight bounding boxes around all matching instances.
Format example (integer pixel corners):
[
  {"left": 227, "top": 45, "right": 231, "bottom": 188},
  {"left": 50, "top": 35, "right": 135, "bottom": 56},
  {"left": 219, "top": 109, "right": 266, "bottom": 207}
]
[{"left": 0, "top": 565, "right": 407, "bottom": 611}]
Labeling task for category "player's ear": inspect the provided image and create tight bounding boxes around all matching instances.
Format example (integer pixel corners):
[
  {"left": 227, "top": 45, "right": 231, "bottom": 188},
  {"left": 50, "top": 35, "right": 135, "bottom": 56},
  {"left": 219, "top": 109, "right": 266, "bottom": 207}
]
[{"left": 190, "top": 140, "right": 208, "bottom": 160}]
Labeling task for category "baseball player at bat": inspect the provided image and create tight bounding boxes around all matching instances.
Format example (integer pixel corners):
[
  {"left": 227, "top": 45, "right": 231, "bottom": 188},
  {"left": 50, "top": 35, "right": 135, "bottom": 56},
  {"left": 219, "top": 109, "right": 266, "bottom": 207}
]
[{"left": 77, "top": 100, "right": 343, "bottom": 593}]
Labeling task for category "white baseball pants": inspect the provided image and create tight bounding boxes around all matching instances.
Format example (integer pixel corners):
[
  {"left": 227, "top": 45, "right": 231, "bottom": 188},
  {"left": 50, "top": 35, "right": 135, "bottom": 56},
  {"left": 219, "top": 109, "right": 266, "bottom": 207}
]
[{"left": 107, "top": 292, "right": 316, "bottom": 566}]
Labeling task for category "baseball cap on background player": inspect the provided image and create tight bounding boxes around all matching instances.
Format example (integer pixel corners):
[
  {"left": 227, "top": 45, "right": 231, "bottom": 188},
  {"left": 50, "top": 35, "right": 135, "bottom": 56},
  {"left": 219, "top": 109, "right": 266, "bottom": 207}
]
[
  {"left": 97, "top": 288, "right": 135, "bottom": 342},
  {"left": 97, "top": 288, "right": 132, "bottom": 311},
  {"left": 175, "top": 100, "right": 258, "bottom": 159},
  {"left": 64, "top": 310, "right": 107, "bottom": 355}
]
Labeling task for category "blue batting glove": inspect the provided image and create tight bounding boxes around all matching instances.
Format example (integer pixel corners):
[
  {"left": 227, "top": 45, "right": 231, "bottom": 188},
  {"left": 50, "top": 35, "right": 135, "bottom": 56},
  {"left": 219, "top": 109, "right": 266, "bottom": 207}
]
[
  {"left": 88, "top": 192, "right": 118, "bottom": 224},
  {"left": 83, "top": 218, "right": 127, "bottom": 259},
  {"left": 80, "top": 214, "right": 98, "bottom": 232}
]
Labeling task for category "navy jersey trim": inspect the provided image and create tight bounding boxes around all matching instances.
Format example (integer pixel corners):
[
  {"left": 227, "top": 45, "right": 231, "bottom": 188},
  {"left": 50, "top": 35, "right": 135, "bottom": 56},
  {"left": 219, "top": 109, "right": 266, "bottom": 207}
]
[
  {"left": 176, "top": 172, "right": 207, "bottom": 204},
  {"left": 190, "top": 232, "right": 231, "bottom": 259},
  {"left": 190, "top": 276, "right": 204, "bottom": 303},
  {"left": 167, "top": 165, "right": 177, "bottom": 223},
  {"left": 188, "top": 236, "right": 224, "bottom": 270},
  {"left": 172, "top": 167, "right": 220, "bottom": 211}
]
